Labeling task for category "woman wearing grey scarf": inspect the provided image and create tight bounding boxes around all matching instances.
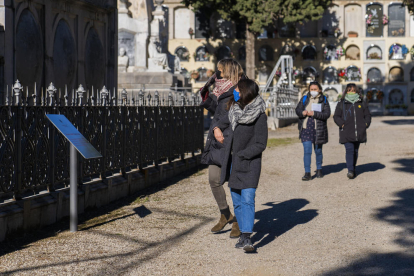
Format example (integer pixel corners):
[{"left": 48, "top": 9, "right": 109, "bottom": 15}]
[{"left": 216, "top": 79, "right": 267, "bottom": 252}]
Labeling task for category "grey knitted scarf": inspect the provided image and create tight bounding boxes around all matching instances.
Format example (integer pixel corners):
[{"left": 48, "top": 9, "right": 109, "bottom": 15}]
[{"left": 229, "top": 96, "right": 266, "bottom": 130}]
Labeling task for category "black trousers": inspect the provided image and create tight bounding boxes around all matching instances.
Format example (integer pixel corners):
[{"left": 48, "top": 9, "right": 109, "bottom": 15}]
[{"left": 344, "top": 142, "right": 360, "bottom": 172}]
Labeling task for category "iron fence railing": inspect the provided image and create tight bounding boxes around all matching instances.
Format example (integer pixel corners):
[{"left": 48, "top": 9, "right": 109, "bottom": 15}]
[{"left": 0, "top": 81, "right": 204, "bottom": 202}]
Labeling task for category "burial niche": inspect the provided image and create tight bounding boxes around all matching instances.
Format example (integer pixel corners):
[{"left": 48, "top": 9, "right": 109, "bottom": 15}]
[
  {"left": 216, "top": 46, "right": 231, "bottom": 61},
  {"left": 389, "top": 44, "right": 407, "bottom": 60},
  {"left": 366, "top": 45, "right": 382, "bottom": 60},
  {"left": 197, "top": 67, "right": 208, "bottom": 82},
  {"left": 278, "top": 18, "right": 295, "bottom": 37},
  {"left": 345, "top": 4, "right": 362, "bottom": 37},
  {"left": 410, "top": 67, "right": 414, "bottom": 81},
  {"left": 259, "top": 45, "right": 273, "bottom": 61},
  {"left": 324, "top": 87, "right": 339, "bottom": 102},
  {"left": 299, "top": 20, "right": 317, "bottom": 38},
  {"left": 53, "top": 20, "right": 76, "bottom": 91},
  {"left": 323, "top": 67, "right": 338, "bottom": 84},
  {"left": 302, "top": 67, "right": 318, "bottom": 83},
  {"left": 345, "top": 45, "right": 360, "bottom": 60},
  {"left": 389, "top": 89, "right": 404, "bottom": 105},
  {"left": 411, "top": 89, "right": 414, "bottom": 103},
  {"left": 174, "top": 46, "right": 190, "bottom": 62},
  {"left": 346, "top": 66, "right": 360, "bottom": 82},
  {"left": 321, "top": 5, "right": 341, "bottom": 37},
  {"left": 389, "top": 67, "right": 404, "bottom": 82},
  {"left": 195, "top": 46, "right": 209, "bottom": 62},
  {"left": 388, "top": 4, "right": 405, "bottom": 37},
  {"left": 302, "top": 45, "right": 316, "bottom": 60},
  {"left": 175, "top": 8, "right": 192, "bottom": 39},
  {"left": 366, "top": 3, "right": 383, "bottom": 37},
  {"left": 85, "top": 28, "right": 105, "bottom": 91},
  {"left": 16, "top": 9, "right": 43, "bottom": 89},
  {"left": 367, "top": 68, "right": 382, "bottom": 83}
]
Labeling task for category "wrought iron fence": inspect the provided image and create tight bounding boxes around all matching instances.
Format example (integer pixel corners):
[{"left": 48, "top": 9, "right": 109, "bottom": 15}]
[{"left": 0, "top": 81, "right": 204, "bottom": 202}]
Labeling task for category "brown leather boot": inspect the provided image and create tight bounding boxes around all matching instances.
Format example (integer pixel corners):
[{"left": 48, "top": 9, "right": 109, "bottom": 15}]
[
  {"left": 211, "top": 213, "right": 234, "bottom": 232},
  {"left": 230, "top": 221, "right": 241, "bottom": 238}
]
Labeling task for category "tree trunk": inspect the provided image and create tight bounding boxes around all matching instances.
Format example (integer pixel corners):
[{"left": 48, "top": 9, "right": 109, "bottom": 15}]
[{"left": 245, "top": 24, "right": 255, "bottom": 79}]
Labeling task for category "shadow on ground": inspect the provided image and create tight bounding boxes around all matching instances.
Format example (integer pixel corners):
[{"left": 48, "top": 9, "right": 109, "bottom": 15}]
[
  {"left": 381, "top": 119, "right": 414, "bottom": 125},
  {"left": 252, "top": 199, "right": 318, "bottom": 249},
  {"left": 392, "top": 158, "right": 414, "bottom": 174},
  {"left": 0, "top": 166, "right": 207, "bottom": 259},
  {"left": 323, "top": 162, "right": 385, "bottom": 176},
  {"left": 323, "top": 189, "right": 414, "bottom": 275}
]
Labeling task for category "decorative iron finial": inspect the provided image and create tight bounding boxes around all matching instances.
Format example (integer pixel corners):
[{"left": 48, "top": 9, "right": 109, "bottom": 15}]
[
  {"left": 76, "top": 84, "right": 86, "bottom": 105},
  {"left": 154, "top": 90, "right": 160, "bottom": 106},
  {"left": 121, "top": 88, "right": 128, "bottom": 105},
  {"left": 168, "top": 91, "right": 173, "bottom": 106},
  {"left": 100, "top": 86, "right": 109, "bottom": 106},
  {"left": 46, "top": 82, "right": 57, "bottom": 105},
  {"left": 12, "top": 80, "right": 23, "bottom": 105}
]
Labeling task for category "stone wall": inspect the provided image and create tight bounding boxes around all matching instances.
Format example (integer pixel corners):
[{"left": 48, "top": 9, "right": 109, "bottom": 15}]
[
  {"left": 0, "top": 155, "right": 202, "bottom": 242},
  {"left": 1, "top": 0, "right": 117, "bottom": 103}
]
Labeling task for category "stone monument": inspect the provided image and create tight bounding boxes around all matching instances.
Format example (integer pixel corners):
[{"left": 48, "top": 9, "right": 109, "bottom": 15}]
[{"left": 117, "top": 0, "right": 189, "bottom": 93}]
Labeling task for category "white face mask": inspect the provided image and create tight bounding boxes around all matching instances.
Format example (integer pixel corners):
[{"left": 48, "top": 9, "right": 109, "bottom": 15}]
[{"left": 310, "top": 91, "right": 319, "bottom": 98}]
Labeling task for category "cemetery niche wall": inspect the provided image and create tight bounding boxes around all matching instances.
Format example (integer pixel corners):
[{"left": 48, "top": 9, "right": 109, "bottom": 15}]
[{"left": 1, "top": 0, "right": 117, "bottom": 100}]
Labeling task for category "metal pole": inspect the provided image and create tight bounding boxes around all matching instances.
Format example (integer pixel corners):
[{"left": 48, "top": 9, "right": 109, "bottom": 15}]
[{"left": 70, "top": 144, "right": 78, "bottom": 232}]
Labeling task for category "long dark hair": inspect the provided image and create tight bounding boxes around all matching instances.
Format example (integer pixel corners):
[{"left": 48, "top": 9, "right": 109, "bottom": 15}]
[
  {"left": 227, "top": 79, "right": 259, "bottom": 110},
  {"left": 341, "top": 83, "right": 363, "bottom": 100}
]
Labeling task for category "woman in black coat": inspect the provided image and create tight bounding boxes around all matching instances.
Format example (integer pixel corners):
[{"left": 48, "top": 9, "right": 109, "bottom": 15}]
[
  {"left": 333, "top": 83, "right": 371, "bottom": 179},
  {"left": 217, "top": 79, "right": 267, "bottom": 252},
  {"left": 295, "top": 81, "right": 331, "bottom": 181},
  {"left": 200, "top": 58, "right": 243, "bottom": 238}
]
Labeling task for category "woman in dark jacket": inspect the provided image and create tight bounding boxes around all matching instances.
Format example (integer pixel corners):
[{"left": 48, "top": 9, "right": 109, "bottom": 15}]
[
  {"left": 295, "top": 81, "right": 331, "bottom": 181},
  {"left": 333, "top": 83, "right": 371, "bottom": 179},
  {"left": 200, "top": 58, "right": 243, "bottom": 238},
  {"left": 217, "top": 79, "right": 267, "bottom": 252}
]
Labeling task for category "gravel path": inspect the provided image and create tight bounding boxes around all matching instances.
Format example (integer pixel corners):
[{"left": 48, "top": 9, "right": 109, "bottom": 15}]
[{"left": 1, "top": 116, "right": 413, "bottom": 276}]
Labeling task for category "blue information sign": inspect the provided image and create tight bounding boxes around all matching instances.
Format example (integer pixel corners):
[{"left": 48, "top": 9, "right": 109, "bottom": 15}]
[{"left": 46, "top": 114, "right": 102, "bottom": 159}]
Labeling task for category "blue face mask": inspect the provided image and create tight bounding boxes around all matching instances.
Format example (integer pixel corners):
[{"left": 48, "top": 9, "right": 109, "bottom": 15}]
[{"left": 233, "top": 89, "right": 240, "bottom": 102}]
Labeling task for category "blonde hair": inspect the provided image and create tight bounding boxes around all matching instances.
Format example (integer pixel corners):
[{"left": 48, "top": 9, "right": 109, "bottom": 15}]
[{"left": 217, "top": 59, "right": 244, "bottom": 85}]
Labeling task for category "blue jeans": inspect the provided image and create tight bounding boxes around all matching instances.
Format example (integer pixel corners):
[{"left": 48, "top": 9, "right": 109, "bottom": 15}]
[
  {"left": 344, "top": 142, "right": 360, "bottom": 172},
  {"left": 230, "top": 188, "right": 256, "bottom": 234},
  {"left": 303, "top": 141, "right": 323, "bottom": 173}
]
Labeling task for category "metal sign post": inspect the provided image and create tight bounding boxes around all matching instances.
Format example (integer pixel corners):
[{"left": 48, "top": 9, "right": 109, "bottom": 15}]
[{"left": 46, "top": 114, "right": 102, "bottom": 232}]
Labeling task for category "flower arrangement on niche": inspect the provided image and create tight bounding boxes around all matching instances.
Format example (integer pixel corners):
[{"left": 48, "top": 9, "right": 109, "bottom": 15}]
[
  {"left": 188, "top": 28, "right": 194, "bottom": 39},
  {"left": 383, "top": 15, "right": 388, "bottom": 25},
  {"left": 389, "top": 44, "right": 408, "bottom": 59},
  {"left": 323, "top": 46, "right": 344, "bottom": 60},
  {"left": 391, "top": 28, "right": 405, "bottom": 36},
  {"left": 190, "top": 70, "right": 200, "bottom": 80},
  {"left": 366, "top": 90, "right": 384, "bottom": 101},
  {"left": 410, "top": 47, "right": 414, "bottom": 60},
  {"left": 368, "top": 52, "right": 382, "bottom": 59}
]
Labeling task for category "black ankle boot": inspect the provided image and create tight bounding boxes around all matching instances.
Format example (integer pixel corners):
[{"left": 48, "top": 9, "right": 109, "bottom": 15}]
[
  {"left": 302, "top": 172, "right": 311, "bottom": 181},
  {"left": 316, "top": 169, "right": 323, "bottom": 178},
  {"left": 347, "top": 171, "right": 355, "bottom": 179}
]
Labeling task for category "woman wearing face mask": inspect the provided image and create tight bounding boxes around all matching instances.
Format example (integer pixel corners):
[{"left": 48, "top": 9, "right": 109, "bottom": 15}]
[
  {"left": 199, "top": 59, "right": 244, "bottom": 238},
  {"left": 295, "top": 81, "right": 331, "bottom": 181},
  {"left": 333, "top": 83, "right": 371, "bottom": 179},
  {"left": 215, "top": 79, "right": 267, "bottom": 252}
]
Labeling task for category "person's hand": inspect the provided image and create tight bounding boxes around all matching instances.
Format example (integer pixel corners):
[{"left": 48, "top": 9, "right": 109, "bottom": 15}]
[
  {"left": 342, "top": 124, "right": 344, "bottom": 128},
  {"left": 214, "top": 127, "right": 224, "bottom": 144},
  {"left": 307, "top": 111, "right": 314, "bottom": 116},
  {"left": 302, "top": 110, "right": 308, "bottom": 116}
]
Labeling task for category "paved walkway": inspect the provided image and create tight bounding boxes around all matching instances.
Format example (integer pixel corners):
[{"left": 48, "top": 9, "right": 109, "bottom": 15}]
[{"left": 1, "top": 116, "right": 413, "bottom": 276}]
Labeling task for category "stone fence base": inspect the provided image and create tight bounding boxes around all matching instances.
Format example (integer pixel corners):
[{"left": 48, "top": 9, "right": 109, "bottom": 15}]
[{"left": 0, "top": 155, "right": 202, "bottom": 242}]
